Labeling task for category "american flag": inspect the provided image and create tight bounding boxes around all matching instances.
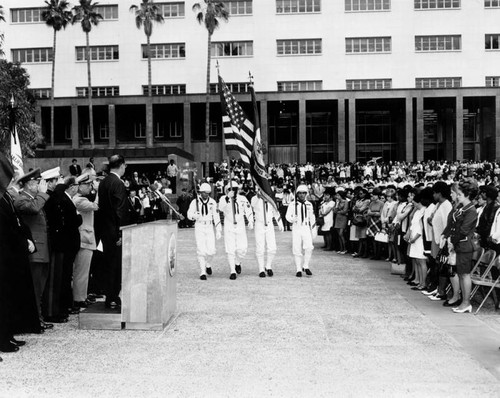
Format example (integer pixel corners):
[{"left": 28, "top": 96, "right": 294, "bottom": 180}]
[{"left": 219, "top": 75, "right": 254, "bottom": 168}]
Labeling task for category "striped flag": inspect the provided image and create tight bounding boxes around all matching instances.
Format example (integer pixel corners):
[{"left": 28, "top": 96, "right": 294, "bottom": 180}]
[
  {"left": 10, "top": 124, "right": 23, "bottom": 176},
  {"left": 219, "top": 75, "right": 278, "bottom": 211}
]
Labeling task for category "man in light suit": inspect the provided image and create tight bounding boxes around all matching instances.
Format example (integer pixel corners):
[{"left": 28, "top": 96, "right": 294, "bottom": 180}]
[{"left": 96, "top": 154, "right": 129, "bottom": 309}]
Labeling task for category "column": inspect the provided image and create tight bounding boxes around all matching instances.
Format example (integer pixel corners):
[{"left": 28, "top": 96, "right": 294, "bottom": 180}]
[
  {"left": 456, "top": 94, "right": 463, "bottom": 161},
  {"left": 298, "top": 99, "right": 307, "bottom": 164},
  {"left": 348, "top": 98, "right": 356, "bottom": 162},
  {"left": 183, "top": 102, "right": 192, "bottom": 154},
  {"left": 71, "top": 104, "right": 78, "bottom": 149},
  {"left": 337, "top": 98, "right": 346, "bottom": 162},
  {"left": 415, "top": 96, "right": 424, "bottom": 161},
  {"left": 146, "top": 99, "right": 153, "bottom": 148},
  {"left": 496, "top": 95, "right": 500, "bottom": 160},
  {"left": 108, "top": 104, "right": 116, "bottom": 149},
  {"left": 260, "top": 99, "right": 269, "bottom": 164}
]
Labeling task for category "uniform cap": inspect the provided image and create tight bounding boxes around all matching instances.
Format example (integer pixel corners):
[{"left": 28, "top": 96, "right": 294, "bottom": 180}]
[
  {"left": 41, "top": 166, "right": 60, "bottom": 180},
  {"left": 225, "top": 181, "right": 240, "bottom": 193},
  {"left": 199, "top": 182, "right": 211, "bottom": 193},
  {"left": 17, "top": 168, "right": 41, "bottom": 185},
  {"left": 296, "top": 184, "right": 309, "bottom": 193},
  {"left": 76, "top": 173, "right": 96, "bottom": 184}
]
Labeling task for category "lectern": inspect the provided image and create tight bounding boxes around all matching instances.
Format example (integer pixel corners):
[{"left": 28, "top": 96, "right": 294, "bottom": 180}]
[{"left": 121, "top": 220, "right": 177, "bottom": 330}]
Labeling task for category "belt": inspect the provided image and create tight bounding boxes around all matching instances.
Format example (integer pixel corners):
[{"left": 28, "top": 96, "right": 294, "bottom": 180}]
[{"left": 196, "top": 220, "right": 213, "bottom": 225}]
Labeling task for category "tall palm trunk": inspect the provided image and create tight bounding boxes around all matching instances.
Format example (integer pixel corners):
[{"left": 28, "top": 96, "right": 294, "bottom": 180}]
[
  {"left": 86, "top": 31, "right": 95, "bottom": 148},
  {"left": 147, "top": 35, "right": 152, "bottom": 98},
  {"left": 146, "top": 34, "right": 153, "bottom": 148},
  {"left": 50, "top": 29, "right": 57, "bottom": 147},
  {"left": 204, "top": 32, "right": 212, "bottom": 178}
]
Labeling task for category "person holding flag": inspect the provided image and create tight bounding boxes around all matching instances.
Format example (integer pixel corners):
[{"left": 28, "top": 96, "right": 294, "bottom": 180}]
[
  {"left": 251, "top": 188, "right": 284, "bottom": 277},
  {"left": 286, "top": 185, "right": 316, "bottom": 277},
  {"left": 187, "top": 182, "right": 222, "bottom": 280}
]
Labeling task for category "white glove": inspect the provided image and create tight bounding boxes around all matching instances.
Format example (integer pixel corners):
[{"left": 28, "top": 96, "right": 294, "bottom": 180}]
[
  {"left": 27, "top": 239, "right": 35, "bottom": 253},
  {"left": 278, "top": 220, "right": 284, "bottom": 232},
  {"left": 38, "top": 179, "right": 47, "bottom": 194},
  {"left": 248, "top": 223, "right": 254, "bottom": 230},
  {"left": 311, "top": 227, "right": 318, "bottom": 240},
  {"left": 216, "top": 229, "right": 222, "bottom": 240},
  {"left": 439, "top": 235, "right": 446, "bottom": 249},
  {"left": 227, "top": 191, "right": 234, "bottom": 198},
  {"left": 192, "top": 212, "right": 201, "bottom": 220}
]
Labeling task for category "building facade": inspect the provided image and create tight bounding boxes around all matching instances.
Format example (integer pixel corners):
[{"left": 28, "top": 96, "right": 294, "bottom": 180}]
[{"left": 3, "top": 0, "right": 500, "bottom": 169}]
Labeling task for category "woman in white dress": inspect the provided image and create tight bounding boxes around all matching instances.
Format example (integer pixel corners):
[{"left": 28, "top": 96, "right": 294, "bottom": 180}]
[
  {"left": 406, "top": 192, "right": 428, "bottom": 290},
  {"left": 319, "top": 189, "right": 335, "bottom": 251}
]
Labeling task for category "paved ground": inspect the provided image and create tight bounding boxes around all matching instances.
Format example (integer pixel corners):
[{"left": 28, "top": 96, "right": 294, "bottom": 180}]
[{"left": 1, "top": 228, "right": 500, "bottom": 397}]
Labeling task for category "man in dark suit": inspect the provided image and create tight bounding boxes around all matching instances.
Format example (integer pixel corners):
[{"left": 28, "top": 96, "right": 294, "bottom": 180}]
[
  {"left": 96, "top": 154, "right": 129, "bottom": 309},
  {"left": 69, "top": 159, "right": 82, "bottom": 177}
]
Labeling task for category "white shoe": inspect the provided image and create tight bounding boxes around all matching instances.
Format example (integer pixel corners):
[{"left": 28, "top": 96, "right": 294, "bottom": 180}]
[{"left": 422, "top": 288, "right": 437, "bottom": 296}]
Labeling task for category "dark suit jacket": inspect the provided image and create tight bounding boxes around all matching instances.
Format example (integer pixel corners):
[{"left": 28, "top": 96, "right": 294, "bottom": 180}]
[
  {"left": 69, "top": 164, "right": 82, "bottom": 176},
  {"left": 96, "top": 173, "right": 129, "bottom": 243},
  {"left": 443, "top": 203, "right": 478, "bottom": 253}
]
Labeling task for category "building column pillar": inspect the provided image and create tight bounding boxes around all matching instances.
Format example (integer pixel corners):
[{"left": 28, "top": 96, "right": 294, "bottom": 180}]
[
  {"left": 415, "top": 96, "right": 424, "bottom": 161},
  {"left": 183, "top": 102, "right": 192, "bottom": 154},
  {"left": 496, "top": 95, "right": 500, "bottom": 160},
  {"left": 146, "top": 98, "right": 153, "bottom": 148},
  {"left": 260, "top": 99, "right": 269, "bottom": 164},
  {"left": 298, "top": 99, "right": 307, "bottom": 164},
  {"left": 108, "top": 104, "right": 116, "bottom": 148},
  {"left": 456, "top": 94, "right": 464, "bottom": 161},
  {"left": 71, "top": 104, "right": 78, "bottom": 150},
  {"left": 337, "top": 98, "right": 346, "bottom": 162},
  {"left": 348, "top": 98, "right": 356, "bottom": 162}
]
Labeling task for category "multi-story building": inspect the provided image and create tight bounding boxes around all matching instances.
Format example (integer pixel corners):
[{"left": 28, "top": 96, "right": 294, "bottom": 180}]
[{"left": 3, "top": 0, "right": 500, "bottom": 172}]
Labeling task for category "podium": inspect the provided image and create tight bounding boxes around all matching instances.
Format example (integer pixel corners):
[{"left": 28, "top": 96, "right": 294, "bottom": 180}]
[{"left": 79, "top": 220, "right": 177, "bottom": 331}]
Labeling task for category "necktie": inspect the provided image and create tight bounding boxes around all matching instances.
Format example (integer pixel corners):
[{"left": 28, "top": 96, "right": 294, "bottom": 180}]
[
  {"left": 201, "top": 200, "right": 208, "bottom": 216},
  {"left": 301, "top": 202, "right": 306, "bottom": 223}
]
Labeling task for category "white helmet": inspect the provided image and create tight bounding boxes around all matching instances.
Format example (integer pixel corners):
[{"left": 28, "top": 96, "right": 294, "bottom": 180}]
[
  {"left": 199, "top": 183, "right": 211, "bottom": 193},
  {"left": 296, "top": 184, "right": 309, "bottom": 193},
  {"left": 225, "top": 181, "right": 239, "bottom": 193}
]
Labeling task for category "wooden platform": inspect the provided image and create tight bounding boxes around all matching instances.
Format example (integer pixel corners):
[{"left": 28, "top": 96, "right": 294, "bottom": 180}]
[{"left": 78, "top": 302, "right": 123, "bottom": 330}]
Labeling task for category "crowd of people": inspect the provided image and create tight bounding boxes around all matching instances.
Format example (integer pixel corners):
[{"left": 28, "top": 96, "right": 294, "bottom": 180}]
[{"left": 2, "top": 154, "right": 500, "bottom": 361}]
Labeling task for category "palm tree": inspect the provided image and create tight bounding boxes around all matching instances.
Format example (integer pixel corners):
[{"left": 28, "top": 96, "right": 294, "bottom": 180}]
[
  {"left": 42, "top": 0, "right": 72, "bottom": 148},
  {"left": 71, "top": 0, "right": 102, "bottom": 148},
  {"left": 192, "top": 1, "right": 229, "bottom": 177},
  {"left": 130, "top": 0, "right": 164, "bottom": 148}
]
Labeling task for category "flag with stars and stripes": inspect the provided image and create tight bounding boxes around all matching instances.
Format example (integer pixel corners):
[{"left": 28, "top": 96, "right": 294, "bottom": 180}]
[{"left": 219, "top": 75, "right": 253, "bottom": 168}]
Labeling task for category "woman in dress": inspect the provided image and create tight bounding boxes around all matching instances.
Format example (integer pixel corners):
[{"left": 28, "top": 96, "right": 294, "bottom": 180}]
[
  {"left": 406, "top": 192, "right": 428, "bottom": 290},
  {"left": 352, "top": 188, "right": 370, "bottom": 258},
  {"left": 381, "top": 188, "right": 398, "bottom": 262},
  {"left": 319, "top": 188, "right": 335, "bottom": 251},
  {"left": 334, "top": 189, "right": 349, "bottom": 254},
  {"left": 393, "top": 188, "right": 414, "bottom": 267},
  {"left": 366, "top": 188, "right": 385, "bottom": 260}
]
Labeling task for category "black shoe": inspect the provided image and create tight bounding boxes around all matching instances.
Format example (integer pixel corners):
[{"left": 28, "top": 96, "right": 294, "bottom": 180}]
[
  {"left": 235, "top": 264, "right": 242, "bottom": 274},
  {"left": 296, "top": 271, "right": 302, "bottom": 277},
  {"left": 67, "top": 307, "right": 81, "bottom": 315},
  {"left": 73, "top": 301, "right": 88, "bottom": 309},
  {"left": 105, "top": 301, "right": 120, "bottom": 309},
  {"left": 259, "top": 272, "right": 266, "bottom": 278},
  {"left": 206, "top": 267, "right": 212, "bottom": 275},
  {"left": 229, "top": 273, "right": 236, "bottom": 280},
  {"left": 88, "top": 293, "right": 104, "bottom": 299},
  {"left": 266, "top": 269, "right": 273, "bottom": 277},
  {"left": 200, "top": 274, "right": 207, "bottom": 280},
  {"left": 44, "top": 316, "right": 68, "bottom": 323},
  {"left": 304, "top": 268, "right": 312, "bottom": 276},
  {"left": 41, "top": 322, "right": 54, "bottom": 330},
  {"left": 443, "top": 299, "right": 462, "bottom": 307},
  {"left": 10, "top": 338, "right": 25, "bottom": 347},
  {"left": 0, "top": 342, "right": 19, "bottom": 353}
]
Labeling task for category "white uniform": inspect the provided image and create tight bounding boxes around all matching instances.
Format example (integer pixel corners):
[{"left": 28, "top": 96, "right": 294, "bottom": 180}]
[
  {"left": 219, "top": 193, "right": 253, "bottom": 274},
  {"left": 187, "top": 196, "right": 221, "bottom": 276},
  {"left": 251, "top": 196, "right": 283, "bottom": 274},
  {"left": 286, "top": 199, "right": 316, "bottom": 272}
]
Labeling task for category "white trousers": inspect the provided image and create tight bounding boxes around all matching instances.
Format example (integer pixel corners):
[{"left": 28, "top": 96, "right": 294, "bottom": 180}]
[
  {"left": 224, "top": 223, "right": 247, "bottom": 273},
  {"left": 73, "top": 248, "right": 93, "bottom": 302},
  {"left": 195, "top": 223, "right": 216, "bottom": 275},
  {"left": 255, "top": 222, "right": 277, "bottom": 272},
  {"left": 292, "top": 225, "right": 314, "bottom": 272}
]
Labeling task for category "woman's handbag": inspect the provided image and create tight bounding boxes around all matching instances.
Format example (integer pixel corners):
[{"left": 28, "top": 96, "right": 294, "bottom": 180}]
[
  {"left": 374, "top": 231, "right": 389, "bottom": 243},
  {"left": 390, "top": 262, "right": 405, "bottom": 275},
  {"left": 352, "top": 213, "right": 367, "bottom": 227},
  {"left": 316, "top": 216, "right": 325, "bottom": 227}
]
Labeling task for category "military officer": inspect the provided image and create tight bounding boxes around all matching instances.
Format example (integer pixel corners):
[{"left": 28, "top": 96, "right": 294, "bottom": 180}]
[
  {"left": 251, "top": 189, "right": 283, "bottom": 277},
  {"left": 187, "top": 183, "right": 221, "bottom": 280},
  {"left": 218, "top": 181, "right": 253, "bottom": 280},
  {"left": 286, "top": 184, "right": 316, "bottom": 277}
]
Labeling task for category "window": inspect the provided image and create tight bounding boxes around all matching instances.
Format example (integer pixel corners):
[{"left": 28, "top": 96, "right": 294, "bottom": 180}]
[
  {"left": 142, "top": 43, "right": 186, "bottom": 59},
  {"left": 276, "top": 0, "right": 321, "bottom": 13},
  {"left": 135, "top": 123, "right": 146, "bottom": 139},
  {"left": 226, "top": 0, "right": 253, "bottom": 15},
  {"left": 485, "top": 34, "right": 500, "bottom": 50},
  {"left": 11, "top": 8, "right": 44, "bottom": 23},
  {"left": 30, "top": 88, "right": 51, "bottom": 99},
  {"left": 486, "top": 76, "right": 500, "bottom": 86},
  {"left": 75, "top": 45, "right": 119, "bottom": 61},
  {"left": 158, "top": 2, "right": 185, "bottom": 17},
  {"left": 414, "top": 0, "right": 460, "bottom": 9},
  {"left": 415, "top": 77, "right": 461, "bottom": 88},
  {"left": 95, "top": 5, "right": 118, "bottom": 20},
  {"left": 12, "top": 48, "right": 53, "bottom": 63},
  {"left": 345, "top": 0, "right": 390, "bottom": 11},
  {"left": 142, "top": 85, "right": 186, "bottom": 95},
  {"left": 345, "top": 37, "right": 391, "bottom": 53},
  {"left": 210, "top": 82, "right": 249, "bottom": 93},
  {"left": 277, "top": 39, "right": 322, "bottom": 55},
  {"left": 346, "top": 79, "right": 392, "bottom": 90},
  {"left": 415, "top": 35, "right": 461, "bottom": 51},
  {"left": 212, "top": 41, "right": 253, "bottom": 57},
  {"left": 76, "top": 86, "right": 120, "bottom": 97},
  {"left": 277, "top": 81, "right": 323, "bottom": 91},
  {"left": 485, "top": 0, "right": 500, "bottom": 7}
]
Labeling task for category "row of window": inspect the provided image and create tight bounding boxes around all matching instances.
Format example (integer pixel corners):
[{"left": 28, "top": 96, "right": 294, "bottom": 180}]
[
  {"left": 16, "top": 33, "right": 500, "bottom": 63},
  {"left": 11, "top": 0, "right": 500, "bottom": 23},
  {"left": 30, "top": 76, "right": 500, "bottom": 100}
]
